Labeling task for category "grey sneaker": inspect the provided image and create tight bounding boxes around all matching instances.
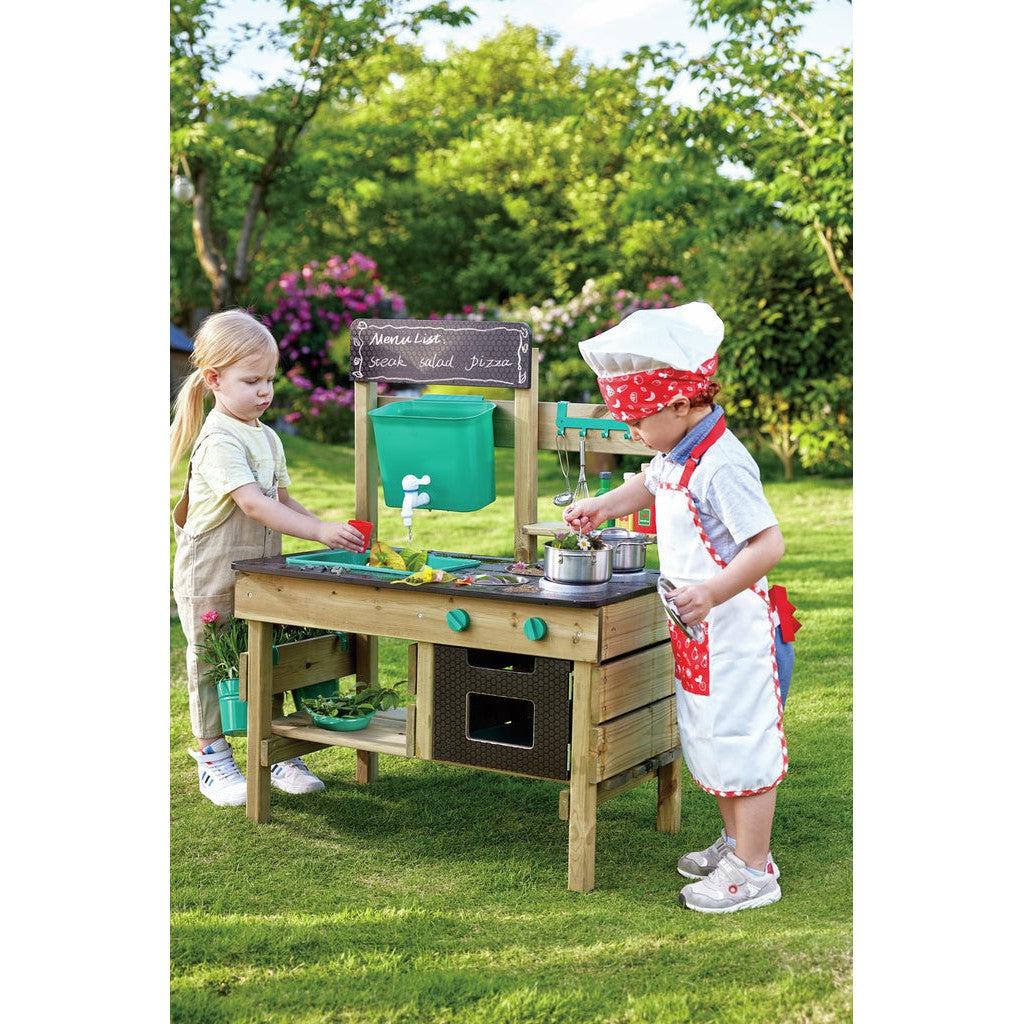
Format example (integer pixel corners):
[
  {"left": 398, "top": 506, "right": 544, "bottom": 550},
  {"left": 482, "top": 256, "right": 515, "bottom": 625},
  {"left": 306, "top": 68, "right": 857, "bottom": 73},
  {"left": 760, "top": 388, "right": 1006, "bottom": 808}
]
[
  {"left": 676, "top": 830, "right": 779, "bottom": 879},
  {"left": 678, "top": 850, "right": 782, "bottom": 914}
]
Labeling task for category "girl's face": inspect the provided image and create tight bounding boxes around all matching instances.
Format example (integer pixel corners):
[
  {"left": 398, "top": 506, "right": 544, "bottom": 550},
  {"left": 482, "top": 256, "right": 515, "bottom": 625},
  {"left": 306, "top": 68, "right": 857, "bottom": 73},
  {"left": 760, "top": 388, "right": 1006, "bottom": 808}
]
[
  {"left": 625, "top": 400, "right": 691, "bottom": 453},
  {"left": 205, "top": 351, "right": 278, "bottom": 424}
]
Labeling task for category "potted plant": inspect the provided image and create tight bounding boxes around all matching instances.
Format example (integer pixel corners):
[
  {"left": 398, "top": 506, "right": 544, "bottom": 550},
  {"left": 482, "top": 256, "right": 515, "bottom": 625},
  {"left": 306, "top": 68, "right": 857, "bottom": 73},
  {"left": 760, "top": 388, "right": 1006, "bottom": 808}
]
[
  {"left": 196, "top": 611, "right": 250, "bottom": 736},
  {"left": 301, "top": 680, "right": 411, "bottom": 732}
]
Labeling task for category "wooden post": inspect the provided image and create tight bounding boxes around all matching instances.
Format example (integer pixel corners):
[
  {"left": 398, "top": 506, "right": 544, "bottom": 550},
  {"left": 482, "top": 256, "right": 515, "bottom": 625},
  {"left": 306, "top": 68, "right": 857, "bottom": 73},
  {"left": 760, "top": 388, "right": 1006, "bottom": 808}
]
[
  {"left": 245, "top": 618, "right": 274, "bottom": 822},
  {"left": 513, "top": 348, "right": 540, "bottom": 564},
  {"left": 414, "top": 642, "right": 435, "bottom": 759},
  {"left": 656, "top": 757, "right": 682, "bottom": 834},
  {"left": 568, "top": 660, "right": 598, "bottom": 892},
  {"left": 354, "top": 380, "right": 380, "bottom": 785}
]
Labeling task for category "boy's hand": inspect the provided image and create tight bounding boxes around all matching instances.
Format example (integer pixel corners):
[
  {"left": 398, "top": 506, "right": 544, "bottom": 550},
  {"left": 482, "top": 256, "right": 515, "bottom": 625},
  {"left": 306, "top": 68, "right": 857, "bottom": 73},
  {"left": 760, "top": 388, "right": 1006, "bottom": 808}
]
[
  {"left": 665, "top": 583, "right": 714, "bottom": 625},
  {"left": 563, "top": 498, "right": 613, "bottom": 534},
  {"left": 316, "top": 521, "right": 367, "bottom": 552}
]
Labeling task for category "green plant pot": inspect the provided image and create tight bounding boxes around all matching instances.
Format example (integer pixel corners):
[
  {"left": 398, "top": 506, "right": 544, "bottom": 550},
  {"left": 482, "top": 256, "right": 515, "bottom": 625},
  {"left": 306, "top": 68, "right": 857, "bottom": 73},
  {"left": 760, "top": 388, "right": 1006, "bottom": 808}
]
[
  {"left": 306, "top": 710, "right": 376, "bottom": 731},
  {"left": 216, "top": 676, "right": 247, "bottom": 737},
  {"left": 293, "top": 678, "right": 340, "bottom": 713}
]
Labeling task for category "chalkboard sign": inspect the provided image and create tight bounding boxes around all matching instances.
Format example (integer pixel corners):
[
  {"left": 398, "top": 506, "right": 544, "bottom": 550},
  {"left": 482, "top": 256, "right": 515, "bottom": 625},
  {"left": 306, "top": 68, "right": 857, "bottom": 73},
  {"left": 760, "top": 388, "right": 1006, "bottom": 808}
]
[{"left": 350, "top": 318, "right": 532, "bottom": 389}]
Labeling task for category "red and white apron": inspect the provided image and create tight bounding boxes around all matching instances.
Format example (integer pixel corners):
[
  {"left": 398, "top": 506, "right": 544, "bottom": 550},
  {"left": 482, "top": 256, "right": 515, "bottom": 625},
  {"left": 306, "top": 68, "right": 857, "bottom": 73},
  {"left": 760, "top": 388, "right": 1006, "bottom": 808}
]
[{"left": 656, "top": 417, "right": 789, "bottom": 797}]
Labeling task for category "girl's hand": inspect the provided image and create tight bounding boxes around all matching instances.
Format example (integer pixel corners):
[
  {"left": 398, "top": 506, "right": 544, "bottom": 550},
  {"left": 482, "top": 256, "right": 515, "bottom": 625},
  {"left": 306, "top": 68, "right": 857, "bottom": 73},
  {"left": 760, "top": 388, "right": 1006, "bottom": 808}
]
[
  {"left": 316, "top": 521, "right": 368, "bottom": 552},
  {"left": 562, "top": 498, "right": 612, "bottom": 534},
  {"left": 665, "top": 583, "right": 714, "bottom": 625}
]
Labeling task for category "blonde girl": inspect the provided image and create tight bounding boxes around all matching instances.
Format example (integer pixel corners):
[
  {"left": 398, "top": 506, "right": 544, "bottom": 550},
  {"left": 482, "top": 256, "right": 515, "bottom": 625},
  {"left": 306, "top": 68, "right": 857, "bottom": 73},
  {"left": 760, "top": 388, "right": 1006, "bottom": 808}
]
[{"left": 171, "top": 309, "right": 365, "bottom": 806}]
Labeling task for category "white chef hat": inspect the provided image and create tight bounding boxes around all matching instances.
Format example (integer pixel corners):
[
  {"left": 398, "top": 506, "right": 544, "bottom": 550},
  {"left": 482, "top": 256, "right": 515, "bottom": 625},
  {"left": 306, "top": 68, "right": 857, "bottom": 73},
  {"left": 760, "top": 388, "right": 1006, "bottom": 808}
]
[{"left": 579, "top": 302, "right": 724, "bottom": 378}]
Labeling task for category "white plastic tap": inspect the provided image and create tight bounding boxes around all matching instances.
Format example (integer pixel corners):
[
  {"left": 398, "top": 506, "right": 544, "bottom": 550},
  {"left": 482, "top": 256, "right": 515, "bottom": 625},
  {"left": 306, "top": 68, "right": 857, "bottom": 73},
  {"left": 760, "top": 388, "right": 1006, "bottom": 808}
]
[{"left": 400, "top": 474, "right": 431, "bottom": 530}]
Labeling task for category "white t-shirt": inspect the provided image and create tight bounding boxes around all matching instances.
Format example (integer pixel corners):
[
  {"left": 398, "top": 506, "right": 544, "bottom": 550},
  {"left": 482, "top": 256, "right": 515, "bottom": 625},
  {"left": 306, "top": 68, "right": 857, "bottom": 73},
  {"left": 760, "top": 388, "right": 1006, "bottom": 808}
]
[
  {"left": 185, "top": 408, "right": 291, "bottom": 535},
  {"left": 644, "top": 429, "right": 777, "bottom": 564}
]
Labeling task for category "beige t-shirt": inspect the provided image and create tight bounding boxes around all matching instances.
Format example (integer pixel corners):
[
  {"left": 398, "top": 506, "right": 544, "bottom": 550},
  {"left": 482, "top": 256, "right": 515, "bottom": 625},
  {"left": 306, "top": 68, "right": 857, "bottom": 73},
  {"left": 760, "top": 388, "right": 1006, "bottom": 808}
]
[{"left": 185, "top": 408, "right": 291, "bottom": 535}]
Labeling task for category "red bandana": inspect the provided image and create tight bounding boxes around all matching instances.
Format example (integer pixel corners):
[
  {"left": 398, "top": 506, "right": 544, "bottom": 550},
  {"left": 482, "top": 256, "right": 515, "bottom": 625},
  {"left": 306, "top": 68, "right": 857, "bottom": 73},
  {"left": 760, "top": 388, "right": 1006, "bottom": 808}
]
[{"left": 597, "top": 355, "right": 718, "bottom": 422}]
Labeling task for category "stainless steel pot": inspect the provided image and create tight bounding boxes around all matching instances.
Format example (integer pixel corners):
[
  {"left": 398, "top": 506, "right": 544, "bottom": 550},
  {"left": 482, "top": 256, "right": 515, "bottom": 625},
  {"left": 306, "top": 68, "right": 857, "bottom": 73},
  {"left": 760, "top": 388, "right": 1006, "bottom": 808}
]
[
  {"left": 543, "top": 541, "right": 613, "bottom": 584},
  {"left": 598, "top": 527, "right": 655, "bottom": 573}
]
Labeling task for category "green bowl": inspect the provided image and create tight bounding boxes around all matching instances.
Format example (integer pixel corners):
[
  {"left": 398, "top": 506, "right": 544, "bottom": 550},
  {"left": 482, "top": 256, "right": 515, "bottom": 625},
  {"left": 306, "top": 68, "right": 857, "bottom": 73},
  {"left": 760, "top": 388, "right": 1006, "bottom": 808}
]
[{"left": 306, "top": 710, "right": 376, "bottom": 731}]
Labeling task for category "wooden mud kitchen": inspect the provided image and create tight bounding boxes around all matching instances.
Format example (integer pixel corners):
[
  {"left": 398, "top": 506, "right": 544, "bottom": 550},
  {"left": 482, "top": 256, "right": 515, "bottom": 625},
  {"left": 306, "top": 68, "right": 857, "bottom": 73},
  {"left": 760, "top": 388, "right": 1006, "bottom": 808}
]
[{"left": 233, "top": 319, "right": 681, "bottom": 892}]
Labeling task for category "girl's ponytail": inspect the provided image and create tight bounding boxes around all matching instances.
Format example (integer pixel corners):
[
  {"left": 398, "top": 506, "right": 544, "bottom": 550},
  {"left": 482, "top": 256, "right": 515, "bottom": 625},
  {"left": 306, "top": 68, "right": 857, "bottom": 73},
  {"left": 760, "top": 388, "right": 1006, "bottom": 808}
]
[
  {"left": 170, "top": 369, "right": 209, "bottom": 468},
  {"left": 168, "top": 309, "right": 279, "bottom": 468}
]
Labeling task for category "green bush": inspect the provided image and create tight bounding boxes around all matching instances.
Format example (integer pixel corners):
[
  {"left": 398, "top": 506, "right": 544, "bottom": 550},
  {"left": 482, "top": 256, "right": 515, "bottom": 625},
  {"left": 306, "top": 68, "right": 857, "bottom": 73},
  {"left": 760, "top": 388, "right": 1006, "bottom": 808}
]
[{"left": 704, "top": 228, "right": 852, "bottom": 478}]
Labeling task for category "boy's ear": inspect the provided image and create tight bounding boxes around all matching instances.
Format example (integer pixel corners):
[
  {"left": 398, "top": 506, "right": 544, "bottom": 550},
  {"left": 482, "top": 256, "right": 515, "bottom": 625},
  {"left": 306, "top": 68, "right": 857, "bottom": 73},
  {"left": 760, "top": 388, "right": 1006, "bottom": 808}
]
[{"left": 667, "top": 396, "right": 691, "bottom": 416}]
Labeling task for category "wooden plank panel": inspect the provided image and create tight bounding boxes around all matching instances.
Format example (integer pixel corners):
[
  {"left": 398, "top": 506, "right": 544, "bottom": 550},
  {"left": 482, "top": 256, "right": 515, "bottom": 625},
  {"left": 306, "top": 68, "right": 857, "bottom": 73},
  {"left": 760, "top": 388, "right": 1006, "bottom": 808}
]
[
  {"left": 271, "top": 714, "right": 407, "bottom": 757},
  {"left": 591, "top": 640, "right": 674, "bottom": 724},
  {"left": 239, "top": 634, "right": 354, "bottom": 699},
  {"left": 235, "top": 573, "right": 601, "bottom": 661},
  {"left": 599, "top": 592, "right": 667, "bottom": 661},
  {"left": 262, "top": 736, "right": 329, "bottom": 766},
  {"left": 558, "top": 770, "right": 655, "bottom": 821},
  {"left": 588, "top": 695, "right": 677, "bottom": 783},
  {"left": 415, "top": 643, "right": 435, "bottom": 760},
  {"left": 375, "top": 397, "right": 651, "bottom": 454},
  {"left": 513, "top": 348, "right": 540, "bottom": 563}
]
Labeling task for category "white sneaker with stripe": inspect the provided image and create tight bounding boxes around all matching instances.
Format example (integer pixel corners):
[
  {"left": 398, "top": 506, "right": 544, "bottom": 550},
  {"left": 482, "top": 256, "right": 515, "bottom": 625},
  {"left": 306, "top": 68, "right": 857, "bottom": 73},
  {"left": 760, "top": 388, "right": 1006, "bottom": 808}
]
[
  {"left": 270, "top": 757, "right": 325, "bottom": 794},
  {"left": 188, "top": 738, "right": 247, "bottom": 807}
]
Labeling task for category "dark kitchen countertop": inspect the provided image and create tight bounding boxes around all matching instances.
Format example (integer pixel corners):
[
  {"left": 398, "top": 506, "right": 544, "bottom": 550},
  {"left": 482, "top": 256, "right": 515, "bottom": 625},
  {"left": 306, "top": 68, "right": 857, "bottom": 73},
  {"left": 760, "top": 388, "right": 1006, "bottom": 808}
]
[{"left": 232, "top": 550, "right": 660, "bottom": 608}]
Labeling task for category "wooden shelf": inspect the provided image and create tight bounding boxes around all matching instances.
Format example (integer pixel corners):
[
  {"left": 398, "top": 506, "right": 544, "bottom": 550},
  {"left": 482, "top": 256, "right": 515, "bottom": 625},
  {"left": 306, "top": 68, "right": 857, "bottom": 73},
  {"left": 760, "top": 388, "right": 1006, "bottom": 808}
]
[
  {"left": 521, "top": 521, "right": 567, "bottom": 537},
  {"left": 271, "top": 707, "right": 410, "bottom": 757}
]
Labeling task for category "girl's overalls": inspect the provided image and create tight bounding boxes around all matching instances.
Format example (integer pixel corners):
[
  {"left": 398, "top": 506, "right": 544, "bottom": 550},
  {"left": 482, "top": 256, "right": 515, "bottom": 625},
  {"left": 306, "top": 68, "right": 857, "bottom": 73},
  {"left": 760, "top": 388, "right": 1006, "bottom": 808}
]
[{"left": 172, "top": 427, "right": 281, "bottom": 738}]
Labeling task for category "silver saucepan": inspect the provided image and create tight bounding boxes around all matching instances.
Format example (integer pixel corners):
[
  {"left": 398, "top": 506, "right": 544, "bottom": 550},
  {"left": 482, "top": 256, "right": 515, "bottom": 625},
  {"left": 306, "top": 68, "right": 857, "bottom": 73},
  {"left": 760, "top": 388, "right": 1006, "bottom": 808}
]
[
  {"left": 543, "top": 541, "right": 613, "bottom": 584},
  {"left": 598, "top": 527, "right": 655, "bottom": 573}
]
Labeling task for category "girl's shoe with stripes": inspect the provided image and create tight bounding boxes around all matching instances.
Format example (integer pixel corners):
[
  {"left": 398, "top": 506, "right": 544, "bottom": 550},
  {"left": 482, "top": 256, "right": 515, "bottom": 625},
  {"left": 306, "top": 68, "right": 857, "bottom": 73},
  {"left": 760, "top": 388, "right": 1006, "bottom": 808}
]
[
  {"left": 188, "top": 738, "right": 248, "bottom": 807},
  {"left": 678, "top": 851, "right": 782, "bottom": 913},
  {"left": 270, "top": 757, "right": 325, "bottom": 794}
]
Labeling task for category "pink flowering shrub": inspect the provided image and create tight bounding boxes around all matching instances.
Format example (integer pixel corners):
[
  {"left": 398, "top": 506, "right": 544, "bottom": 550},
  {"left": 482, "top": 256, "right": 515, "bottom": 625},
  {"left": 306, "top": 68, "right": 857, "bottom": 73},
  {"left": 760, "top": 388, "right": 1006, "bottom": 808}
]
[{"left": 263, "top": 253, "right": 407, "bottom": 387}]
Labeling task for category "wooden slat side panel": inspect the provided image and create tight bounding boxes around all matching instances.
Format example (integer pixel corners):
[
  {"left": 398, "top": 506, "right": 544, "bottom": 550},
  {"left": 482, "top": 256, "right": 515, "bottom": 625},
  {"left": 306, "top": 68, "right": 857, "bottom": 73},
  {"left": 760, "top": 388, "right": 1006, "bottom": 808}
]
[
  {"left": 234, "top": 573, "right": 600, "bottom": 661},
  {"left": 599, "top": 592, "right": 668, "bottom": 660},
  {"left": 592, "top": 641, "right": 674, "bottom": 724},
  {"left": 588, "top": 695, "right": 677, "bottom": 783}
]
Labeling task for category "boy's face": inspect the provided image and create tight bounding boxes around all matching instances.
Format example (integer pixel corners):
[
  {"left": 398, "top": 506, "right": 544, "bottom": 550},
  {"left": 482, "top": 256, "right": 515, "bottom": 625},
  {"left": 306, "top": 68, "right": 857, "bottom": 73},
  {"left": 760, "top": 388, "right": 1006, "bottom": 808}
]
[
  {"left": 625, "top": 399, "right": 691, "bottom": 453},
  {"left": 205, "top": 351, "right": 278, "bottom": 424}
]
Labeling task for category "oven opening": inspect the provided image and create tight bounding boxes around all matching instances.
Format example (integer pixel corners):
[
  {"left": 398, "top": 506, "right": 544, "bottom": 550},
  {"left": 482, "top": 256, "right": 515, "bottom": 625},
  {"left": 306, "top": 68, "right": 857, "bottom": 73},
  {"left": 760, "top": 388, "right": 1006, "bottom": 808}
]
[
  {"left": 467, "top": 649, "right": 536, "bottom": 673},
  {"left": 466, "top": 692, "right": 535, "bottom": 749}
]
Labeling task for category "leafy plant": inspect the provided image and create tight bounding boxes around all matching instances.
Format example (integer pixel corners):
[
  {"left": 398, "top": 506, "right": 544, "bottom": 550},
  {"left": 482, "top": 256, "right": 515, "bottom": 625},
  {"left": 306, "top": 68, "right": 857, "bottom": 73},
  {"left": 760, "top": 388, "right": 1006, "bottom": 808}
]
[
  {"left": 195, "top": 611, "right": 248, "bottom": 682},
  {"left": 303, "top": 680, "right": 411, "bottom": 720},
  {"left": 550, "top": 532, "right": 605, "bottom": 551}
]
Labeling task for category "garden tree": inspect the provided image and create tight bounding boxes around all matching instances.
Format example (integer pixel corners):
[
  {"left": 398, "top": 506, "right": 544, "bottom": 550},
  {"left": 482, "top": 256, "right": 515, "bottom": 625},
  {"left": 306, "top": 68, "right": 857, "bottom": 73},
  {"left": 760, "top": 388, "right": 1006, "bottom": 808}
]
[
  {"left": 305, "top": 24, "right": 762, "bottom": 313},
  {"left": 705, "top": 227, "right": 852, "bottom": 479},
  {"left": 170, "top": 0, "right": 474, "bottom": 311},
  {"left": 649, "top": 0, "right": 852, "bottom": 299}
]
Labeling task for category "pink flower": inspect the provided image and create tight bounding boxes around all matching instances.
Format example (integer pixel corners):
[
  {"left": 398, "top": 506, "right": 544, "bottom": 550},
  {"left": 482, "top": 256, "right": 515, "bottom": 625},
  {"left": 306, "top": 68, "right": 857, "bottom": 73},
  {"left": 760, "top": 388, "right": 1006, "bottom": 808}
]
[
  {"left": 284, "top": 412, "right": 301, "bottom": 424},
  {"left": 201, "top": 610, "right": 220, "bottom": 625}
]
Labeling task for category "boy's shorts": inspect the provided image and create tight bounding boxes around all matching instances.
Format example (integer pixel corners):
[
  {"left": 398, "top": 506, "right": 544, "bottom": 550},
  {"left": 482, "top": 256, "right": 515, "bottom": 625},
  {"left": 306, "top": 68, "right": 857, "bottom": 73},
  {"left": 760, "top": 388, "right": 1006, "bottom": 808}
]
[{"left": 775, "top": 625, "right": 795, "bottom": 707}]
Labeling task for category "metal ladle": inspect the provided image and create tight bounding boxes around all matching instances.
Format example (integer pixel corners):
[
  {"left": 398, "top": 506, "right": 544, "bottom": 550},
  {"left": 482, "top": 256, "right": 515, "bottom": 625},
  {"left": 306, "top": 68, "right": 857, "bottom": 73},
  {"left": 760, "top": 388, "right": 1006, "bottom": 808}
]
[{"left": 552, "top": 431, "right": 574, "bottom": 507}]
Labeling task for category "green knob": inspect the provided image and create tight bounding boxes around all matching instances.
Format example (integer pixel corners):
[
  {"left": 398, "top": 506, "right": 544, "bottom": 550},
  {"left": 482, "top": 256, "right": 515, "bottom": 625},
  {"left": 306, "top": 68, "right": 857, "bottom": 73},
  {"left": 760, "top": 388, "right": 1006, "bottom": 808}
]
[
  {"left": 524, "top": 617, "right": 547, "bottom": 641},
  {"left": 446, "top": 609, "right": 470, "bottom": 632}
]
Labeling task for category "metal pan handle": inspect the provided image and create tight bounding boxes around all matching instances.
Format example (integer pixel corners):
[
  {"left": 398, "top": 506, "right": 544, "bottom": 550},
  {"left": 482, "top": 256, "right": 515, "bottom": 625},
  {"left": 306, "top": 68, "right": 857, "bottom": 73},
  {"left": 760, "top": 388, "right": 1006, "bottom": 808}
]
[{"left": 658, "top": 577, "right": 705, "bottom": 644}]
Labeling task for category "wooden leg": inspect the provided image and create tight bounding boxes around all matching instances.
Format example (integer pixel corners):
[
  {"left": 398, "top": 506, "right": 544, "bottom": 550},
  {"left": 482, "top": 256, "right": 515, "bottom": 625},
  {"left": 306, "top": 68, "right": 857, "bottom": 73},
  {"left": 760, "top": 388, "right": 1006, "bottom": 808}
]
[
  {"left": 656, "top": 756, "right": 682, "bottom": 833},
  {"left": 246, "top": 619, "right": 273, "bottom": 823},
  {"left": 568, "top": 662, "right": 597, "bottom": 892},
  {"left": 354, "top": 633, "right": 379, "bottom": 785}
]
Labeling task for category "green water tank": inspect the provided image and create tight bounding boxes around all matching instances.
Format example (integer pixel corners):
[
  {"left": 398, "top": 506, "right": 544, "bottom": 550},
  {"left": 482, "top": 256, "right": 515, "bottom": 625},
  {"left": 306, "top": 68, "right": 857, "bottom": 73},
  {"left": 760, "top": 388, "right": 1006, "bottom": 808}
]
[{"left": 369, "top": 395, "right": 496, "bottom": 512}]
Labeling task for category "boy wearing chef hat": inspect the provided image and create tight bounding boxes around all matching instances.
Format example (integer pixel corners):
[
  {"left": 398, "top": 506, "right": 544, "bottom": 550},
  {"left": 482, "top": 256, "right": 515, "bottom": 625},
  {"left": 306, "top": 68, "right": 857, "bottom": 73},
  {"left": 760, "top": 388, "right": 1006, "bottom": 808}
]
[{"left": 565, "top": 301, "right": 799, "bottom": 914}]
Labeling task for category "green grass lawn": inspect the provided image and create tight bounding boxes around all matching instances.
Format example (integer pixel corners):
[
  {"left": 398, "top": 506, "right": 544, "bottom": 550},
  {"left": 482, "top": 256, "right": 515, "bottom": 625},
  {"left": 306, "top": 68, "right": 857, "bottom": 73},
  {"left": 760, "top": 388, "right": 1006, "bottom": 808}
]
[{"left": 171, "top": 435, "right": 852, "bottom": 1024}]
